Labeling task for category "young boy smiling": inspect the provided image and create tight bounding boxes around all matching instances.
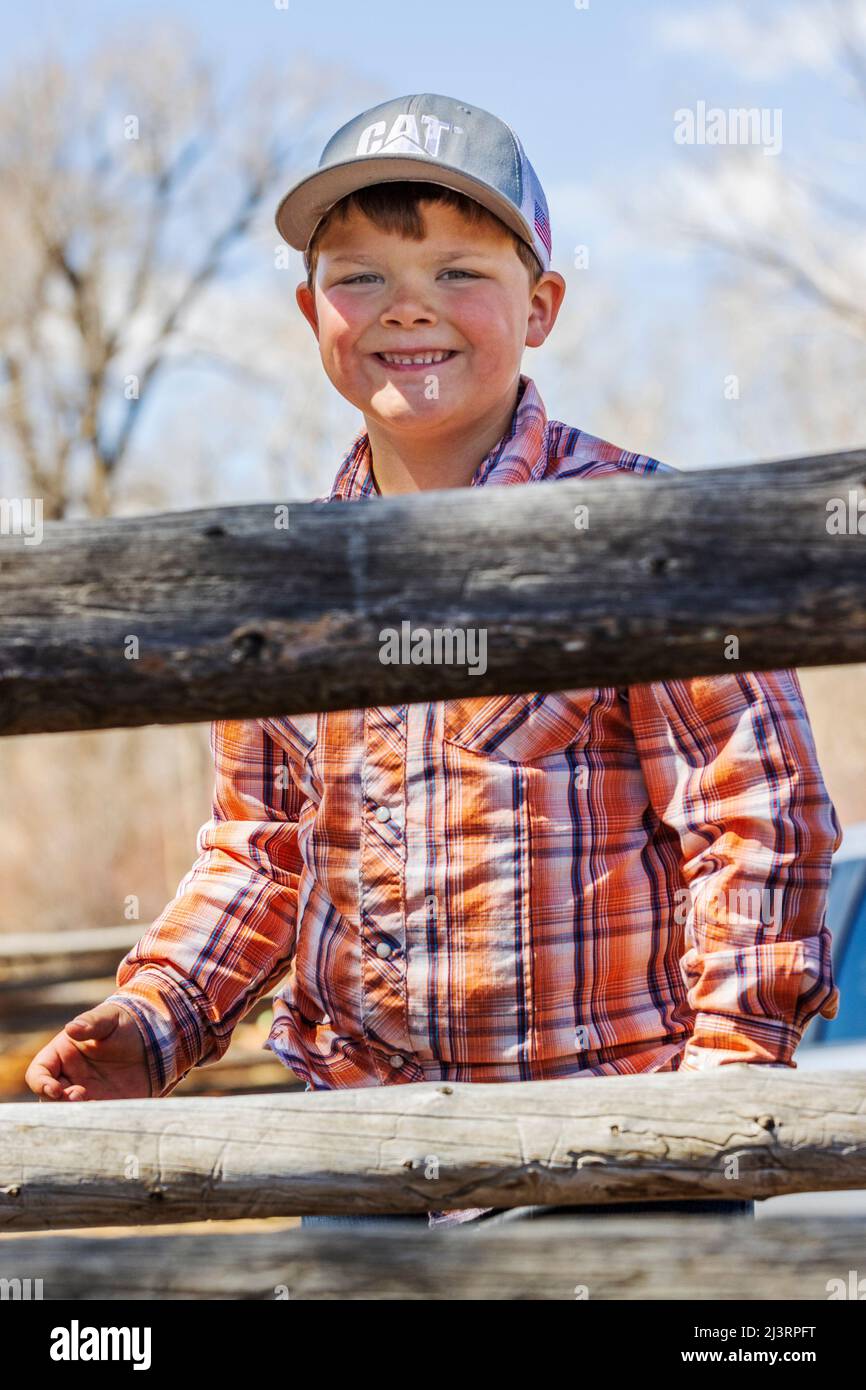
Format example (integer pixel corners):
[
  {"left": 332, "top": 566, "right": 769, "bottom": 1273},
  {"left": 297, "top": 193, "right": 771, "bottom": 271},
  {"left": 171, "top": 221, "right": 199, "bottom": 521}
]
[
  {"left": 28, "top": 94, "right": 842, "bottom": 1231},
  {"left": 293, "top": 190, "right": 562, "bottom": 497}
]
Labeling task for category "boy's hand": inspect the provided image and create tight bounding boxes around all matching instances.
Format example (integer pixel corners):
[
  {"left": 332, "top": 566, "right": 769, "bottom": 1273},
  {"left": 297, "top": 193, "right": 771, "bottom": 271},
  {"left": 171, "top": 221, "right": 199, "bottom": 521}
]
[
  {"left": 679, "top": 1060, "right": 789, "bottom": 1073},
  {"left": 25, "top": 1003, "right": 152, "bottom": 1101}
]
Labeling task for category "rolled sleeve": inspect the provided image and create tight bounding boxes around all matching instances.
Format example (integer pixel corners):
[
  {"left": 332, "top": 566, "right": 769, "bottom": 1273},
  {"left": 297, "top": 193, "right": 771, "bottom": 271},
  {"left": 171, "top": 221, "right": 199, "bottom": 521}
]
[
  {"left": 629, "top": 668, "right": 842, "bottom": 1070},
  {"left": 105, "top": 719, "right": 307, "bottom": 1096}
]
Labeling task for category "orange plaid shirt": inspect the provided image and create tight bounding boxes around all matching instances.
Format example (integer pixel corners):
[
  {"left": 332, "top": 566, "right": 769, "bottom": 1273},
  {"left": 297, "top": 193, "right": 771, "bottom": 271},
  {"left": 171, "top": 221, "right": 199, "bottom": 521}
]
[{"left": 109, "top": 373, "right": 841, "bottom": 1126}]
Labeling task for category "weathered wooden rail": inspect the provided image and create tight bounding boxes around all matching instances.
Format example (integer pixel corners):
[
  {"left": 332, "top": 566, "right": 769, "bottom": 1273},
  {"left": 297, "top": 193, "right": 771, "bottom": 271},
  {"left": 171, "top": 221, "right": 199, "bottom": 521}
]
[
  {"left": 2, "top": 1217, "right": 862, "bottom": 1300},
  {"left": 0, "top": 448, "right": 864, "bottom": 735},
  {"left": 2, "top": 1072, "right": 865, "bottom": 1299},
  {"left": 0, "top": 927, "right": 290, "bottom": 1098},
  {"left": 2, "top": 1072, "right": 865, "bottom": 1232},
  {"left": 2, "top": 450, "right": 865, "bottom": 1298},
  {"left": 0, "top": 925, "right": 143, "bottom": 991}
]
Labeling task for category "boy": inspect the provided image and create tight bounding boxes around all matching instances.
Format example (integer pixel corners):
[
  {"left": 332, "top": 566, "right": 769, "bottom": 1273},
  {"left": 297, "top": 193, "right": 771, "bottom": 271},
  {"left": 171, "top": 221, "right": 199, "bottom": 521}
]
[{"left": 27, "top": 94, "right": 842, "bottom": 1231}]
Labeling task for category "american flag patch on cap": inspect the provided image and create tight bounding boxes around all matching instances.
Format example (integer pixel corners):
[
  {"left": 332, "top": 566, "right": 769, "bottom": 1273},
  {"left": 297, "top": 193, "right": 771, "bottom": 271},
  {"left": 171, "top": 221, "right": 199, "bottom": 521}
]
[{"left": 534, "top": 199, "right": 551, "bottom": 258}]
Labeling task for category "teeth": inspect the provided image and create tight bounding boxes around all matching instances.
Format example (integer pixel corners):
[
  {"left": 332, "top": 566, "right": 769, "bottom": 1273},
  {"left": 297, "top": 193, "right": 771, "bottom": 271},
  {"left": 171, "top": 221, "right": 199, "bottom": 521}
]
[{"left": 379, "top": 351, "right": 453, "bottom": 364}]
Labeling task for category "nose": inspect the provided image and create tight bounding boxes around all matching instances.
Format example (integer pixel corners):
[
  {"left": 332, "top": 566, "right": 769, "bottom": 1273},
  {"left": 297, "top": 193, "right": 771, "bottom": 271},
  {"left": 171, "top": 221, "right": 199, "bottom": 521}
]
[{"left": 380, "top": 282, "right": 438, "bottom": 328}]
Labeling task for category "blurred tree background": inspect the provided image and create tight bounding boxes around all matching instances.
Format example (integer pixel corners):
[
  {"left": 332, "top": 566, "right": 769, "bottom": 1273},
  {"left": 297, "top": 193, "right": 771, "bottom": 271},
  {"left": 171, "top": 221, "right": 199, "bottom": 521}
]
[{"left": 0, "top": 6, "right": 863, "bottom": 1054}]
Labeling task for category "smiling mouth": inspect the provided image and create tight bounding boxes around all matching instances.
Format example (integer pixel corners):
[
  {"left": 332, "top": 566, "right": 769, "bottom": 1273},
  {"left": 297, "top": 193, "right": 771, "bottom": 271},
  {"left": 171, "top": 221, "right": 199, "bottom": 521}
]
[{"left": 373, "top": 350, "right": 460, "bottom": 370}]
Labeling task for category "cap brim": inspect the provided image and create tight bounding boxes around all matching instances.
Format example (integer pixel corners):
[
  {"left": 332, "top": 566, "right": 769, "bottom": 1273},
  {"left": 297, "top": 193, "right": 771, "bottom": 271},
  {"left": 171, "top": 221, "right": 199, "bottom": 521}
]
[{"left": 275, "top": 155, "right": 537, "bottom": 261}]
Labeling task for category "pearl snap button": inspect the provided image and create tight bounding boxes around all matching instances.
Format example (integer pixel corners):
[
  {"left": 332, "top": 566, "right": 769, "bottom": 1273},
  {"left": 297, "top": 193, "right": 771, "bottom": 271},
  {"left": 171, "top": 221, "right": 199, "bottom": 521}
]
[
  {"left": 376, "top": 941, "right": 392, "bottom": 959},
  {"left": 374, "top": 805, "right": 391, "bottom": 822},
  {"left": 389, "top": 1054, "right": 405, "bottom": 1069}
]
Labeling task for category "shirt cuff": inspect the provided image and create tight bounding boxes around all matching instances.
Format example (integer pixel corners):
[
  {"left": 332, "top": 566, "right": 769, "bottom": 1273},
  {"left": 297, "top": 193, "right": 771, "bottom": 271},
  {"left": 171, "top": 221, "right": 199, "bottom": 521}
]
[
  {"left": 677, "top": 1012, "right": 804, "bottom": 1071},
  {"left": 105, "top": 969, "right": 209, "bottom": 1098}
]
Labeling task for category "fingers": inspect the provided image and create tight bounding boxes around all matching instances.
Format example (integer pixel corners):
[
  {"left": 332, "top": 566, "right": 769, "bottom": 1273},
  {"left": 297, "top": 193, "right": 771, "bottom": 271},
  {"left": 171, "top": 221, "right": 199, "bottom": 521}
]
[
  {"left": 25, "top": 1031, "right": 90, "bottom": 1099},
  {"left": 24, "top": 1045, "right": 63, "bottom": 1098},
  {"left": 24, "top": 1062, "right": 71, "bottom": 1101},
  {"left": 26, "top": 1005, "right": 144, "bottom": 1102},
  {"left": 65, "top": 1006, "right": 119, "bottom": 1041},
  {"left": 29, "top": 1073, "right": 87, "bottom": 1101}
]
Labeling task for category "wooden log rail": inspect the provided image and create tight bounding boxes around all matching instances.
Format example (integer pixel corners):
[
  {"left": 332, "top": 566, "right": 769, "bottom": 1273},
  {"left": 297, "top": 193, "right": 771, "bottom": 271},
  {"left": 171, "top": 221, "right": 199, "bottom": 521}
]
[
  {"left": 2, "top": 1218, "right": 864, "bottom": 1300},
  {"left": 2, "top": 1071, "right": 865, "bottom": 1233},
  {"left": 0, "top": 448, "right": 864, "bottom": 736},
  {"left": 0, "top": 928, "right": 291, "bottom": 1099},
  {"left": 0, "top": 925, "right": 143, "bottom": 991}
]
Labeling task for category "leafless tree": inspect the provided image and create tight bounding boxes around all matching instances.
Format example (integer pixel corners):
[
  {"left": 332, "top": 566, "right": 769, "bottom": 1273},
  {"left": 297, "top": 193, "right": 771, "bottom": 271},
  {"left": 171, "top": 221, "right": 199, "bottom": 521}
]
[
  {"left": 0, "top": 19, "right": 373, "bottom": 518},
  {"left": 655, "top": 0, "right": 866, "bottom": 352}
]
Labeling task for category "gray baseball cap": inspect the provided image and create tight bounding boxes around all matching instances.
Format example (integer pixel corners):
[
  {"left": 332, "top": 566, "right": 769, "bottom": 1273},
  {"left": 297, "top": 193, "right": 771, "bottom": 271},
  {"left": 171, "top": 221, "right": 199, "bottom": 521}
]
[{"left": 275, "top": 93, "right": 552, "bottom": 273}]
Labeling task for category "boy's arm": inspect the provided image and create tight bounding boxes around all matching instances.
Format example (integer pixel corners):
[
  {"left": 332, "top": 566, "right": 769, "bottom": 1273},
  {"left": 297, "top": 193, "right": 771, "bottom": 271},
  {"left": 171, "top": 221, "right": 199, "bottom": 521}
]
[
  {"left": 104, "top": 718, "right": 306, "bottom": 1097},
  {"left": 627, "top": 669, "right": 843, "bottom": 1071}
]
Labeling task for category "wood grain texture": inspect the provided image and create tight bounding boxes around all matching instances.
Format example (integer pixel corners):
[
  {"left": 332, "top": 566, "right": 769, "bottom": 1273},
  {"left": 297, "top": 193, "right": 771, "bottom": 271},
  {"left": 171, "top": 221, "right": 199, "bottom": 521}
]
[
  {"left": 1, "top": 450, "right": 864, "bottom": 734},
  {"left": 2, "top": 1217, "right": 865, "bottom": 1299},
  {"left": 2, "top": 1070, "right": 865, "bottom": 1231}
]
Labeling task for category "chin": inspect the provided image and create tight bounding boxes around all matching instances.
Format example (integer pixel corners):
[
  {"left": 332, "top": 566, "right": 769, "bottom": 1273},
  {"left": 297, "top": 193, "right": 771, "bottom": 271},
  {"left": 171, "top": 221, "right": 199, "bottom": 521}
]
[{"left": 369, "top": 389, "right": 460, "bottom": 418}]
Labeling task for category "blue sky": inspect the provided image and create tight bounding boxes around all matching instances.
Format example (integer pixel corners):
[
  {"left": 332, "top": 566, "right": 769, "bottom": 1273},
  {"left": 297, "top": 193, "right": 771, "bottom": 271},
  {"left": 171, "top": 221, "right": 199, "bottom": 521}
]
[
  {"left": 2, "top": 0, "right": 862, "bottom": 495},
  {"left": 8, "top": 0, "right": 853, "bottom": 194}
]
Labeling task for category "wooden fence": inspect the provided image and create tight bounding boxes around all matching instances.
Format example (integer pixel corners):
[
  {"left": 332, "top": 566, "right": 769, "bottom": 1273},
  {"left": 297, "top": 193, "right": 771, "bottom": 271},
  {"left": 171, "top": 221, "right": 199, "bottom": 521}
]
[
  {"left": 1, "top": 447, "right": 865, "bottom": 1298},
  {"left": 1, "top": 1072, "right": 866, "bottom": 1297},
  {"left": 0, "top": 928, "right": 294, "bottom": 1099},
  {"left": 1, "top": 447, "right": 864, "bottom": 735}
]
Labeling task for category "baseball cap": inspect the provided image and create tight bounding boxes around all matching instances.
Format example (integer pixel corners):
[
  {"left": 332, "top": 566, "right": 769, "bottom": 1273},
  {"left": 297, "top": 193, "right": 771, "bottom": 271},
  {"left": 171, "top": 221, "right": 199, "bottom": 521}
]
[{"left": 274, "top": 93, "right": 552, "bottom": 273}]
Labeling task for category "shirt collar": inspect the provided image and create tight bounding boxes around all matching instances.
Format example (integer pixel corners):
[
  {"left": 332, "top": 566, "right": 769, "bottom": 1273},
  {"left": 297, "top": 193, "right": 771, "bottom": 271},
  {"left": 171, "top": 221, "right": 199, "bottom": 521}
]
[{"left": 326, "top": 373, "right": 551, "bottom": 501}]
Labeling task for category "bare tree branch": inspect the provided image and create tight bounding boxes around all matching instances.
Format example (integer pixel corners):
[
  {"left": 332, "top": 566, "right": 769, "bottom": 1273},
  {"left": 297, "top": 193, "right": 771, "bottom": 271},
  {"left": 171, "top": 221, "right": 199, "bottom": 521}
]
[{"left": 0, "top": 24, "right": 342, "bottom": 518}]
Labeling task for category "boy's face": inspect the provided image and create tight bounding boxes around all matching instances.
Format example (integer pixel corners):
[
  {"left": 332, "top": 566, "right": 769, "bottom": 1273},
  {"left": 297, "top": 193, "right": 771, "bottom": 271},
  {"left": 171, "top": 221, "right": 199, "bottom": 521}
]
[{"left": 295, "top": 199, "right": 565, "bottom": 438}]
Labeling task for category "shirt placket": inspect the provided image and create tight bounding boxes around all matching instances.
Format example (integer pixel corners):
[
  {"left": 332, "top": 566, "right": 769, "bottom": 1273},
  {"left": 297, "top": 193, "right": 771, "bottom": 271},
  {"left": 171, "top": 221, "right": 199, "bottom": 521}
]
[{"left": 358, "top": 702, "right": 423, "bottom": 1083}]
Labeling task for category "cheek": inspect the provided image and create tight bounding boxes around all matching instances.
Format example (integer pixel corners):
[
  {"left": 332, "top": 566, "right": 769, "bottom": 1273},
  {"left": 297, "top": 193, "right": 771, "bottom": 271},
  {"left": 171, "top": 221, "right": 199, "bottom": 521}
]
[
  {"left": 455, "top": 291, "right": 519, "bottom": 349},
  {"left": 316, "top": 308, "right": 367, "bottom": 370},
  {"left": 317, "top": 294, "right": 366, "bottom": 337}
]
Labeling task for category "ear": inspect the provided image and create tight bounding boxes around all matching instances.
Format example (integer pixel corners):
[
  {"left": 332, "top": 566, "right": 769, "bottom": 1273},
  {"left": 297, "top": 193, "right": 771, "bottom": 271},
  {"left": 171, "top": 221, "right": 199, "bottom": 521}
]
[
  {"left": 525, "top": 271, "right": 566, "bottom": 350},
  {"left": 296, "top": 282, "right": 319, "bottom": 337}
]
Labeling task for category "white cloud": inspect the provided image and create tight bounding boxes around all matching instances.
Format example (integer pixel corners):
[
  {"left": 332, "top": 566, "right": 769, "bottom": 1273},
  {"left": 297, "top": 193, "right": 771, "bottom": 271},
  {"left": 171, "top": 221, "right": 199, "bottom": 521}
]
[{"left": 654, "top": 1, "right": 858, "bottom": 81}]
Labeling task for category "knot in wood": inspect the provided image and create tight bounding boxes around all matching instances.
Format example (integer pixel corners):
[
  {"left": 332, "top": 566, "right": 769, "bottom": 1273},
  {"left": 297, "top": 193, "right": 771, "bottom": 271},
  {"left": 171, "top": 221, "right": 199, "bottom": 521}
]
[
  {"left": 645, "top": 552, "right": 671, "bottom": 576},
  {"left": 230, "top": 628, "right": 266, "bottom": 663}
]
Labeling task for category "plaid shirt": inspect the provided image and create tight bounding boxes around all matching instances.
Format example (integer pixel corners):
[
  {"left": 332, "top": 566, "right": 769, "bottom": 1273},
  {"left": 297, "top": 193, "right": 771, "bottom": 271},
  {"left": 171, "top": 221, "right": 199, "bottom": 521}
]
[{"left": 108, "top": 373, "right": 841, "bottom": 1224}]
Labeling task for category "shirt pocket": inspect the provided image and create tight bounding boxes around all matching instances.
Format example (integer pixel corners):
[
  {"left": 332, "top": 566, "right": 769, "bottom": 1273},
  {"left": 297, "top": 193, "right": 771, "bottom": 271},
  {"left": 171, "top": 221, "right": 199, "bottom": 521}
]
[
  {"left": 442, "top": 688, "right": 602, "bottom": 763},
  {"left": 261, "top": 712, "right": 320, "bottom": 765}
]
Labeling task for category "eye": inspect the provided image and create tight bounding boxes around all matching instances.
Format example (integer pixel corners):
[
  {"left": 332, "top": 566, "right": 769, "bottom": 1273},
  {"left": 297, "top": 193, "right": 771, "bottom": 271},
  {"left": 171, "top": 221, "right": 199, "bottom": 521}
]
[{"left": 340, "top": 269, "right": 479, "bottom": 284}]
